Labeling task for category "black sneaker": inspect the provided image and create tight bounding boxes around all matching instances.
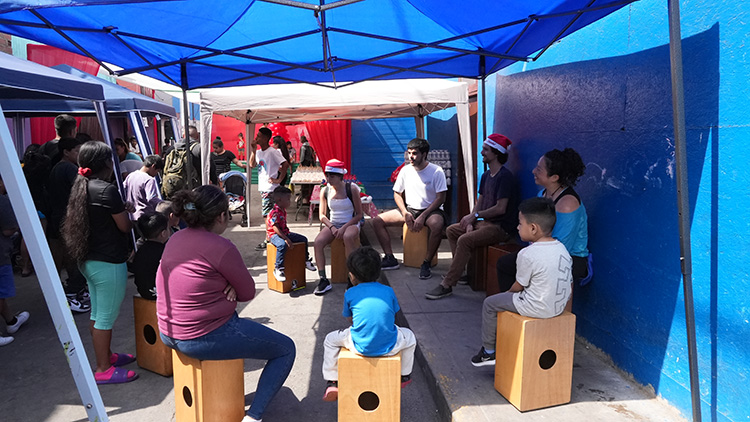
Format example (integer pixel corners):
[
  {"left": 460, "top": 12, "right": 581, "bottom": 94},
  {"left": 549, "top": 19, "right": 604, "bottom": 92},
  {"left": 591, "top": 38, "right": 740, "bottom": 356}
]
[
  {"left": 381, "top": 255, "right": 399, "bottom": 270},
  {"left": 424, "top": 284, "right": 452, "bottom": 300},
  {"left": 314, "top": 278, "right": 332, "bottom": 296},
  {"left": 255, "top": 241, "right": 267, "bottom": 250},
  {"left": 470, "top": 347, "right": 496, "bottom": 367},
  {"left": 457, "top": 274, "right": 470, "bottom": 285},
  {"left": 419, "top": 261, "right": 431, "bottom": 279}
]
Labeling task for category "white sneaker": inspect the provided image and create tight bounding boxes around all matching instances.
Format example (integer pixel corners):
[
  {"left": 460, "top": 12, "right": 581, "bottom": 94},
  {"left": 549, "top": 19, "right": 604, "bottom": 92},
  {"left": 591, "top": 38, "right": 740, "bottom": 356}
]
[
  {"left": 241, "top": 416, "right": 261, "bottom": 422},
  {"left": 6, "top": 311, "right": 29, "bottom": 334},
  {"left": 0, "top": 336, "right": 14, "bottom": 346},
  {"left": 273, "top": 268, "right": 286, "bottom": 282},
  {"left": 305, "top": 260, "right": 317, "bottom": 272}
]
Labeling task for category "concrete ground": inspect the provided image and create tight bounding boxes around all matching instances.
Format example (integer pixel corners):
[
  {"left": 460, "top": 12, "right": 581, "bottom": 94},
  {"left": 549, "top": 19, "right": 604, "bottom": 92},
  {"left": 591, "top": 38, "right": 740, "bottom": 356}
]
[{"left": 0, "top": 187, "right": 687, "bottom": 422}]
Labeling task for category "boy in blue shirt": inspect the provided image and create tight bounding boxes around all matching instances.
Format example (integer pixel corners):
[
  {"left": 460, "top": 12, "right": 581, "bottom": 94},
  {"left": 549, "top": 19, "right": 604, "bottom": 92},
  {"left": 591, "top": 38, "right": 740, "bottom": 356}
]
[{"left": 321, "top": 246, "right": 417, "bottom": 401}]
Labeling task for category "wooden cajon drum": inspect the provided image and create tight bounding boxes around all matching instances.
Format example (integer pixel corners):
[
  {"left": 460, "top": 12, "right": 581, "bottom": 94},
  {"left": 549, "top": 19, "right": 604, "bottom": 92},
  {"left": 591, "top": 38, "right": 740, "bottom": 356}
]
[
  {"left": 467, "top": 245, "right": 488, "bottom": 291},
  {"left": 485, "top": 243, "right": 523, "bottom": 296},
  {"left": 402, "top": 224, "right": 438, "bottom": 268},
  {"left": 338, "top": 348, "right": 401, "bottom": 422},
  {"left": 172, "top": 350, "right": 245, "bottom": 422},
  {"left": 133, "top": 295, "right": 172, "bottom": 376},
  {"left": 494, "top": 311, "right": 576, "bottom": 411},
  {"left": 267, "top": 242, "right": 306, "bottom": 293},
  {"left": 331, "top": 237, "right": 360, "bottom": 284}
]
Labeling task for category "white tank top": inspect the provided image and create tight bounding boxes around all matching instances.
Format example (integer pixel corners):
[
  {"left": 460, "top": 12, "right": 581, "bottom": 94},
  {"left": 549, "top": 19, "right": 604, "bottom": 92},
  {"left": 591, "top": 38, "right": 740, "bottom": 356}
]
[{"left": 328, "top": 187, "right": 354, "bottom": 226}]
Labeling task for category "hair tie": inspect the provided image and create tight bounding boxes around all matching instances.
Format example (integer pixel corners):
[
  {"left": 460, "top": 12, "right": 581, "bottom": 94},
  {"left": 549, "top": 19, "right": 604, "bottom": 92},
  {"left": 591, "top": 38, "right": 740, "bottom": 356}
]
[
  {"left": 78, "top": 167, "right": 92, "bottom": 177},
  {"left": 184, "top": 202, "right": 196, "bottom": 211}
]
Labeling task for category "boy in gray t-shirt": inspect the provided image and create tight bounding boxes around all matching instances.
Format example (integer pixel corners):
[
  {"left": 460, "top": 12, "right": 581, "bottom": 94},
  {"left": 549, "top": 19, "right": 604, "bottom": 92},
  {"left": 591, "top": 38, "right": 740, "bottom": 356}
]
[{"left": 471, "top": 197, "right": 572, "bottom": 367}]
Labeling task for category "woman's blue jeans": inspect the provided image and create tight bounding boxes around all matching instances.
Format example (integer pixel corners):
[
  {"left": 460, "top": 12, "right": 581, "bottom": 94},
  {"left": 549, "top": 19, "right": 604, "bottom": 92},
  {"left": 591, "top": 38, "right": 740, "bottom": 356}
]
[
  {"left": 161, "top": 313, "right": 296, "bottom": 419},
  {"left": 269, "top": 232, "right": 309, "bottom": 269}
]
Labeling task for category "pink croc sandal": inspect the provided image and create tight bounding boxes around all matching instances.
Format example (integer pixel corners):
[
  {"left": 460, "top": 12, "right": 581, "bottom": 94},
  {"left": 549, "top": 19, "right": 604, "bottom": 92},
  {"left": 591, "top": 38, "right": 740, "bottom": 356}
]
[
  {"left": 95, "top": 366, "right": 139, "bottom": 385},
  {"left": 110, "top": 352, "right": 136, "bottom": 367}
]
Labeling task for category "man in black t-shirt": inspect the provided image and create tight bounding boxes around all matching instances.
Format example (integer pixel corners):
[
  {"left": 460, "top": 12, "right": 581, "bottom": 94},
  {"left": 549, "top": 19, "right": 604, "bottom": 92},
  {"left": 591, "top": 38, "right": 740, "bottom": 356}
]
[
  {"left": 40, "top": 114, "right": 77, "bottom": 168},
  {"left": 211, "top": 138, "right": 246, "bottom": 180},
  {"left": 425, "top": 134, "right": 519, "bottom": 300},
  {"left": 47, "top": 137, "right": 89, "bottom": 312}
]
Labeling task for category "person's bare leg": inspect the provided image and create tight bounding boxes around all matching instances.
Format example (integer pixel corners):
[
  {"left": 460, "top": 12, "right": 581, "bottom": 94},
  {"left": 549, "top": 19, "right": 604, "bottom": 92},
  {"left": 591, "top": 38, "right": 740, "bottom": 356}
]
[
  {"left": 370, "top": 209, "right": 404, "bottom": 256},
  {"left": 90, "top": 320, "right": 113, "bottom": 373},
  {"left": 314, "top": 229, "right": 335, "bottom": 273},
  {"left": 343, "top": 226, "right": 361, "bottom": 257},
  {"left": 424, "top": 214, "right": 444, "bottom": 263}
]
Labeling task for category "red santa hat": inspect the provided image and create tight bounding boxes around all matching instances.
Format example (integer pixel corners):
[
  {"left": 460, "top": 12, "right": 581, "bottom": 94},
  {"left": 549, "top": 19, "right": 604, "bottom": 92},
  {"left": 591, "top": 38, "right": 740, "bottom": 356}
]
[
  {"left": 324, "top": 158, "right": 347, "bottom": 175},
  {"left": 483, "top": 133, "right": 512, "bottom": 154}
]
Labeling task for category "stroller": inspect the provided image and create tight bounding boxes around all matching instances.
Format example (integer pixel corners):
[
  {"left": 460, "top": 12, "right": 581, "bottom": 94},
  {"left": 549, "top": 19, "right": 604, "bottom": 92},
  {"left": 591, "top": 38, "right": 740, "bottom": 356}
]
[{"left": 219, "top": 171, "right": 247, "bottom": 221}]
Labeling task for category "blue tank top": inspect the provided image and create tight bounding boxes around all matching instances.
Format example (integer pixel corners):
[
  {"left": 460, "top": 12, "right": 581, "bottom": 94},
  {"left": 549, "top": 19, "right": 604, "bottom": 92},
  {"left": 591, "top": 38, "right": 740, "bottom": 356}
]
[{"left": 538, "top": 188, "right": 589, "bottom": 257}]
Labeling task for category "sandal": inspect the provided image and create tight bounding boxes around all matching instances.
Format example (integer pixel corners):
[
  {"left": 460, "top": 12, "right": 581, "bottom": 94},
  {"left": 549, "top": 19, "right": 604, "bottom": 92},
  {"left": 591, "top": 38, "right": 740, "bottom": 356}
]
[
  {"left": 95, "top": 366, "right": 139, "bottom": 385},
  {"left": 110, "top": 352, "right": 136, "bottom": 367}
]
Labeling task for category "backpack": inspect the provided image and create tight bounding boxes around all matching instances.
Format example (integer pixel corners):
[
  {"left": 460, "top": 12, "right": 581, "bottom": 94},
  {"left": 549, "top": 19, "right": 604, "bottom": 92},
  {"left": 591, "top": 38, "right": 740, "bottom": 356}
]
[{"left": 161, "top": 142, "right": 199, "bottom": 199}]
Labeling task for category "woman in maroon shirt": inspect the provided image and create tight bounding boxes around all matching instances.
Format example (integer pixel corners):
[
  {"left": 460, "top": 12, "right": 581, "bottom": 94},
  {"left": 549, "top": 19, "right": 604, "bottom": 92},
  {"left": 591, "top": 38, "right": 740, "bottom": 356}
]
[{"left": 157, "top": 185, "right": 295, "bottom": 422}]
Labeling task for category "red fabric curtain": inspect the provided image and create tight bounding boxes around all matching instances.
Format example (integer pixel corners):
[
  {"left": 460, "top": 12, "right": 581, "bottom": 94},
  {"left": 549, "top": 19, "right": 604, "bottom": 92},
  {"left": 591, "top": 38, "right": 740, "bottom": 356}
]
[
  {"left": 304, "top": 120, "right": 351, "bottom": 171},
  {"left": 27, "top": 45, "right": 100, "bottom": 144}
]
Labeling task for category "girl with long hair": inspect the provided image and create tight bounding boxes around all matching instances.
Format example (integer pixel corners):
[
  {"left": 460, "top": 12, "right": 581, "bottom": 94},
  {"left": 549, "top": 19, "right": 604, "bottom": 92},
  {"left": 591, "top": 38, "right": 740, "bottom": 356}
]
[
  {"left": 272, "top": 135, "right": 292, "bottom": 186},
  {"left": 157, "top": 185, "right": 295, "bottom": 422},
  {"left": 62, "top": 140, "right": 137, "bottom": 384}
]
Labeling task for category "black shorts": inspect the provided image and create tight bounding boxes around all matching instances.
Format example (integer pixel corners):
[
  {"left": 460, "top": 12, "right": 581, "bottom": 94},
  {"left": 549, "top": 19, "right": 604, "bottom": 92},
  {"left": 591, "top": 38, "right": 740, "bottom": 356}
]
[{"left": 406, "top": 206, "right": 447, "bottom": 228}]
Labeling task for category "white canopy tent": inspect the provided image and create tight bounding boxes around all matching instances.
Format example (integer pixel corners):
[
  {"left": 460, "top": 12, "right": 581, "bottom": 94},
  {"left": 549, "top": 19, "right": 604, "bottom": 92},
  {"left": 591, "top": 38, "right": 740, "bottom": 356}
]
[
  {"left": 0, "top": 52, "right": 111, "bottom": 421},
  {"left": 199, "top": 78, "right": 472, "bottom": 223}
]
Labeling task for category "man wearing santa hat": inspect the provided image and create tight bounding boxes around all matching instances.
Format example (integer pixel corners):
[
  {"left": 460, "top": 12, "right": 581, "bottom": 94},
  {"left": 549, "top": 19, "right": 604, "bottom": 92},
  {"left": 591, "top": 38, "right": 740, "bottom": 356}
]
[{"left": 425, "top": 133, "right": 519, "bottom": 300}]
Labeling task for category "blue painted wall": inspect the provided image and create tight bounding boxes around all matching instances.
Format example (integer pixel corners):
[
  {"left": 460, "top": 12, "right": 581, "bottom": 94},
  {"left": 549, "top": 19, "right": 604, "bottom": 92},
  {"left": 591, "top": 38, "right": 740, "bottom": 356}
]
[
  {"left": 491, "top": 1, "right": 749, "bottom": 421},
  {"left": 352, "top": 115, "right": 460, "bottom": 222}
]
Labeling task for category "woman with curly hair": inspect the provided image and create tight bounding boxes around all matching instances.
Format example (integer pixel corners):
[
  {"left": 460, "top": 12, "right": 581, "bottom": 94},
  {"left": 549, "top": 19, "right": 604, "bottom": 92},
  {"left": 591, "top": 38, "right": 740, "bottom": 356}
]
[
  {"left": 62, "top": 140, "right": 137, "bottom": 384},
  {"left": 157, "top": 185, "right": 295, "bottom": 422},
  {"left": 496, "top": 148, "right": 589, "bottom": 303}
]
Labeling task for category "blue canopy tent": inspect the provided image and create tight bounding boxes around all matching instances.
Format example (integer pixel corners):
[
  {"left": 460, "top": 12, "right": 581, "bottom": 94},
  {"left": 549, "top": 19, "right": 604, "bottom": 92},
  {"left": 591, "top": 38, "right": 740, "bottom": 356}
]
[
  {"left": 0, "top": 1, "right": 703, "bottom": 421},
  {"left": 0, "top": 51, "right": 112, "bottom": 422},
  {"left": 2, "top": 64, "right": 178, "bottom": 159}
]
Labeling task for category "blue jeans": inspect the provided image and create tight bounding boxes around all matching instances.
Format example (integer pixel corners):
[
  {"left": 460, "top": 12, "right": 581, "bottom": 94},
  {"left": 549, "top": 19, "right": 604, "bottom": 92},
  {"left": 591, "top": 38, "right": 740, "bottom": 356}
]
[
  {"left": 269, "top": 232, "right": 309, "bottom": 269},
  {"left": 161, "top": 313, "right": 296, "bottom": 419}
]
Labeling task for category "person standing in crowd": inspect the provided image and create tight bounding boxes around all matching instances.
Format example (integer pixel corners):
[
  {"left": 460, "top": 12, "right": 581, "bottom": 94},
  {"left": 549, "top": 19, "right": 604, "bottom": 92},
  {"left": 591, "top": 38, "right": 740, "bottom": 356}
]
[
  {"left": 249, "top": 127, "right": 289, "bottom": 249},
  {"left": 211, "top": 137, "right": 246, "bottom": 181},
  {"left": 0, "top": 176, "right": 30, "bottom": 346},
  {"left": 114, "top": 138, "right": 142, "bottom": 163},
  {"left": 62, "top": 141, "right": 138, "bottom": 384},
  {"left": 123, "top": 155, "right": 164, "bottom": 222},
  {"left": 286, "top": 141, "right": 297, "bottom": 163},
  {"left": 371, "top": 138, "right": 447, "bottom": 278},
  {"left": 272, "top": 136, "right": 292, "bottom": 186},
  {"left": 47, "top": 136, "right": 90, "bottom": 312},
  {"left": 237, "top": 132, "right": 246, "bottom": 161},
  {"left": 298, "top": 136, "right": 316, "bottom": 205},
  {"left": 425, "top": 134, "right": 518, "bottom": 300},
  {"left": 40, "top": 114, "right": 77, "bottom": 167},
  {"left": 128, "top": 136, "right": 143, "bottom": 160},
  {"left": 157, "top": 185, "right": 295, "bottom": 422}
]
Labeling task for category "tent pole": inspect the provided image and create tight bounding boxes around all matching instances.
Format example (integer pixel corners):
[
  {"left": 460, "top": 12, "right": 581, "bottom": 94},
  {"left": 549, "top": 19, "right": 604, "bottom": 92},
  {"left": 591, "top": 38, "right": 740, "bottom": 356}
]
[
  {"left": 667, "top": 1, "right": 701, "bottom": 421},
  {"left": 0, "top": 104, "right": 110, "bottom": 422},
  {"left": 246, "top": 122, "right": 255, "bottom": 225},
  {"left": 180, "top": 63, "right": 193, "bottom": 189}
]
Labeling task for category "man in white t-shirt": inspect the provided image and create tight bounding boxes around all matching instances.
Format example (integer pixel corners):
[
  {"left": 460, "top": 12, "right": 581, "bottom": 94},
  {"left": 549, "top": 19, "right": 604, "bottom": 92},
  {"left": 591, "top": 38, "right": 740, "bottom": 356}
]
[
  {"left": 250, "top": 127, "right": 289, "bottom": 222},
  {"left": 371, "top": 138, "right": 447, "bottom": 279}
]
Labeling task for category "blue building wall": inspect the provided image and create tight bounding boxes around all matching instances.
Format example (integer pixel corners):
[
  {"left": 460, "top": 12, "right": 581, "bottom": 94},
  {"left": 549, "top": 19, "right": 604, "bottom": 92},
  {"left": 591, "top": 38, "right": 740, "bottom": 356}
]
[
  {"left": 491, "top": 1, "right": 749, "bottom": 421},
  {"left": 352, "top": 115, "right": 460, "bottom": 221}
]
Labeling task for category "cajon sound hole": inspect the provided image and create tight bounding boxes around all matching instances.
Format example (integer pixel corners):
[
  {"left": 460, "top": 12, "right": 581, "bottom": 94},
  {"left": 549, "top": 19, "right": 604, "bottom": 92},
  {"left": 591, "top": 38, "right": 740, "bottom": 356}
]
[
  {"left": 538, "top": 349, "right": 557, "bottom": 370},
  {"left": 358, "top": 391, "right": 380, "bottom": 411},
  {"left": 182, "top": 386, "right": 193, "bottom": 407},
  {"left": 143, "top": 324, "right": 157, "bottom": 345}
]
